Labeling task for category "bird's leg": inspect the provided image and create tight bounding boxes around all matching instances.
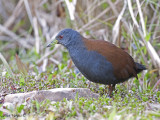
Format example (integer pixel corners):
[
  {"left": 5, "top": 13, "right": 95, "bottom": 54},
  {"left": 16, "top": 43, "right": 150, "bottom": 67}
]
[
  {"left": 105, "top": 85, "right": 108, "bottom": 94},
  {"left": 113, "top": 84, "right": 117, "bottom": 94},
  {"left": 108, "top": 85, "right": 112, "bottom": 97},
  {"left": 108, "top": 84, "right": 116, "bottom": 97},
  {"left": 112, "top": 84, "right": 115, "bottom": 90}
]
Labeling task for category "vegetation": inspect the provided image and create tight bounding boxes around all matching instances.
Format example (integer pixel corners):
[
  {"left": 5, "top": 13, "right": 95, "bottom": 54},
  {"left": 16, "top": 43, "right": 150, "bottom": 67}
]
[{"left": 0, "top": 0, "right": 159, "bottom": 119}]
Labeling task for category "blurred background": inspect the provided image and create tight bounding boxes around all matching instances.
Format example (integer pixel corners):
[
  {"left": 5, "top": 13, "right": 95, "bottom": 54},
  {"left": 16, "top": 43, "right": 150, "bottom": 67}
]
[{"left": 0, "top": 0, "right": 160, "bottom": 92}]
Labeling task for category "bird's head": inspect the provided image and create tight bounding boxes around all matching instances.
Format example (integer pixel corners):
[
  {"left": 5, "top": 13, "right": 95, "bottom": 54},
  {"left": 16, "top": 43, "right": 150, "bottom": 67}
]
[{"left": 47, "top": 28, "right": 81, "bottom": 48}]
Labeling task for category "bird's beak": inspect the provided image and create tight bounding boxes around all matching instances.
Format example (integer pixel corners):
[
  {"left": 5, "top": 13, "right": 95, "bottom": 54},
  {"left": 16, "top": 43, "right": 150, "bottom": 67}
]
[{"left": 47, "top": 39, "right": 58, "bottom": 47}]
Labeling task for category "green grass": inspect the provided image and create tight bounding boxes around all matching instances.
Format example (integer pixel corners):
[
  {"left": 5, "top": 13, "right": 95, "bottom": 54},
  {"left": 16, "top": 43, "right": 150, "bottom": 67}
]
[
  {"left": 0, "top": 0, "right": 160, "bottom": 119},
  {"left": 0, "top": 53, "right": 159, "bottom": 119}
]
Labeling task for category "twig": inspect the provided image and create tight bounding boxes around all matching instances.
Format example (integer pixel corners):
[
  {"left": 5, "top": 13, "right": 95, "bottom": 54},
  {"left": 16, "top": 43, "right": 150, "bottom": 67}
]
[
  {"left": 0, "top": 0, "right": 24, "bottom": 36},
  {"left": 107, "top": 0, "right": 119, "bottom": 16},
  {"left": 36, "top": 15, "right": 53, "bottom": 71},
  {"left": 65, "top": 0, "right": 77, "bottom": 20},
  {"left": 136, "top": 0, "right": 146, "bottom": 36},
  {"left": 152, "top": 18, "right": 160, "bottom": 42},
  {"left": 129, "top": 24, "right": 148, "bottom": 64},
  {"left": 33, "top": 17, "right": 40, "bottom": 54},
  {"left": 85, "top": 0, "right": 106, "bottom": 20},
  {"left": 30, "top": 45, "right": 61, "bottom": 68},
  {"left": 23, "top": 0, "right": 33, "bottom": 27},
  {"left": 136, "top": 0, "right": 160, "bottom": 68},
  {"left": 84, "top": 0, "right": 98, "bottom": 14},
  {"left": 127, "top": 0, "right": 139, "bottom": 27},
  {"left": 148, "top": 1, "right": 160, "bottom": 33},
  {"left": 112, "top": 0, "right": 127, "bottom": 44},
  {"left": 49, "top": 57, "right": 60, "bottom": 65},
  {"left": 78, "top": 0, "right": 120, "bottom": 32},
  {"left": 152, "top": 79, "right": 160, "bottom": 91},
  {"left": 127, "top": 0, "right": 148, "bottom": 63},
  {"left": 42, "top": 58, "right": 48, "bottom": 72},
  {"left": 87, "top": 16, "right": 116, "bottom": 30},
  {"left": 0, "top": 0, "right": 8, "bottom": 20},
  {"left": 0, "top": 36, "right": 11, "bottom": 41},
  {"left": 0, "top": 24, "right": 32, "bottom": 49},
  {"left": 0, "top": 53, "right": 15, "bottom": 78}
]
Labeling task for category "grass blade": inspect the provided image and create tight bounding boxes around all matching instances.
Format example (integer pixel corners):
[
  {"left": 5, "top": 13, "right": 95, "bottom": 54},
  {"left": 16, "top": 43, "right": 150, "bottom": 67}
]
[{"left": 0, "top": 52, "right": 14, "bottom": 78}]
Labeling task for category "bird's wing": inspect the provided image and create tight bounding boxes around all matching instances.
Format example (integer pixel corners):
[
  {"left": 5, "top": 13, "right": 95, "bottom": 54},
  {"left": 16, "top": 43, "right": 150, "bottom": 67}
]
[{"left": 83, "top": 38, "right": 138, "bottom": 81}]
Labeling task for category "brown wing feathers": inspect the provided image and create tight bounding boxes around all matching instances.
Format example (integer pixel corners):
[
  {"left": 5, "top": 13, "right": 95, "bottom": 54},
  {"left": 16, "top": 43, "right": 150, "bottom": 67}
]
[{"left": 83, "top": 38, "right": 138, "bottom": 81}]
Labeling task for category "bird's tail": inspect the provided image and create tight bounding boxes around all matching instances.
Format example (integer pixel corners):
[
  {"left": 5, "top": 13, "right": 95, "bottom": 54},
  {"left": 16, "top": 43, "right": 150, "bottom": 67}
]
[{"left": 135, "top": 62, "right": 146, "bottom": 73}]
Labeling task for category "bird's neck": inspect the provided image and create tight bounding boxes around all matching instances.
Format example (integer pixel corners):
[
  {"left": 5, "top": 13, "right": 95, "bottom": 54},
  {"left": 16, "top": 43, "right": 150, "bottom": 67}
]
[
  {"left": 68, "top": 44, "right": 87, "bottom": 56},
  {"left": 66, "top": 36, "right": 86, "bottom": 51},
  {"left": 67, "top": 42, "right": 88, "bottom": 61}
]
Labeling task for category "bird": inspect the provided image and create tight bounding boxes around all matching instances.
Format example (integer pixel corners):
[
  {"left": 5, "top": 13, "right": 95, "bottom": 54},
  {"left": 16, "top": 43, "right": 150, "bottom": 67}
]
[{"left": 47, "top": 28, "right": 146, "bottom": 96}]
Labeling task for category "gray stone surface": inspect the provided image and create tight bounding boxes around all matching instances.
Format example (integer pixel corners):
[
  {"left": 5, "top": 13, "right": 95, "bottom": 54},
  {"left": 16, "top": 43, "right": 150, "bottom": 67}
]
[{"left": 4, "top": 88, "right": 99, "bottom": 103}]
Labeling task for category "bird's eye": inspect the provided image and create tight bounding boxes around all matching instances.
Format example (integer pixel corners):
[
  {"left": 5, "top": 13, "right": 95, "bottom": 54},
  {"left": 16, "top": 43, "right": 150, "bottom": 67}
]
[{"left": 58, "top": 35, "right": 63, "bottom": 39}]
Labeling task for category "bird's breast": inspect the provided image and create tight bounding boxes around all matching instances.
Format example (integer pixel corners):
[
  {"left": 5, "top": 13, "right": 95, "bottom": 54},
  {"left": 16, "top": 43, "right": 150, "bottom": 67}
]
[{"left": 68, "top": 48, "right": 116, "bottom": 85}]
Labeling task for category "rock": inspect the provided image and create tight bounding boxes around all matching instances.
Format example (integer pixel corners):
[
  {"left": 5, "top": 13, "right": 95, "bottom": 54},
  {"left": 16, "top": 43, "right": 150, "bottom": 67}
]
[
  {"left": 88, "top": 113, "right": 105, "bottom": 120},
  {"left": 4, "top": 88, "right": 99, "bottom": 103}
]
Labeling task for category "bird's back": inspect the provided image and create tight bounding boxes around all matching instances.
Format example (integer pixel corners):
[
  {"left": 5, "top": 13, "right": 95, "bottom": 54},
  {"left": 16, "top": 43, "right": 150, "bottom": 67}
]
[{"left": 83, "top": 38, "right": 144, "bottom": 83}]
